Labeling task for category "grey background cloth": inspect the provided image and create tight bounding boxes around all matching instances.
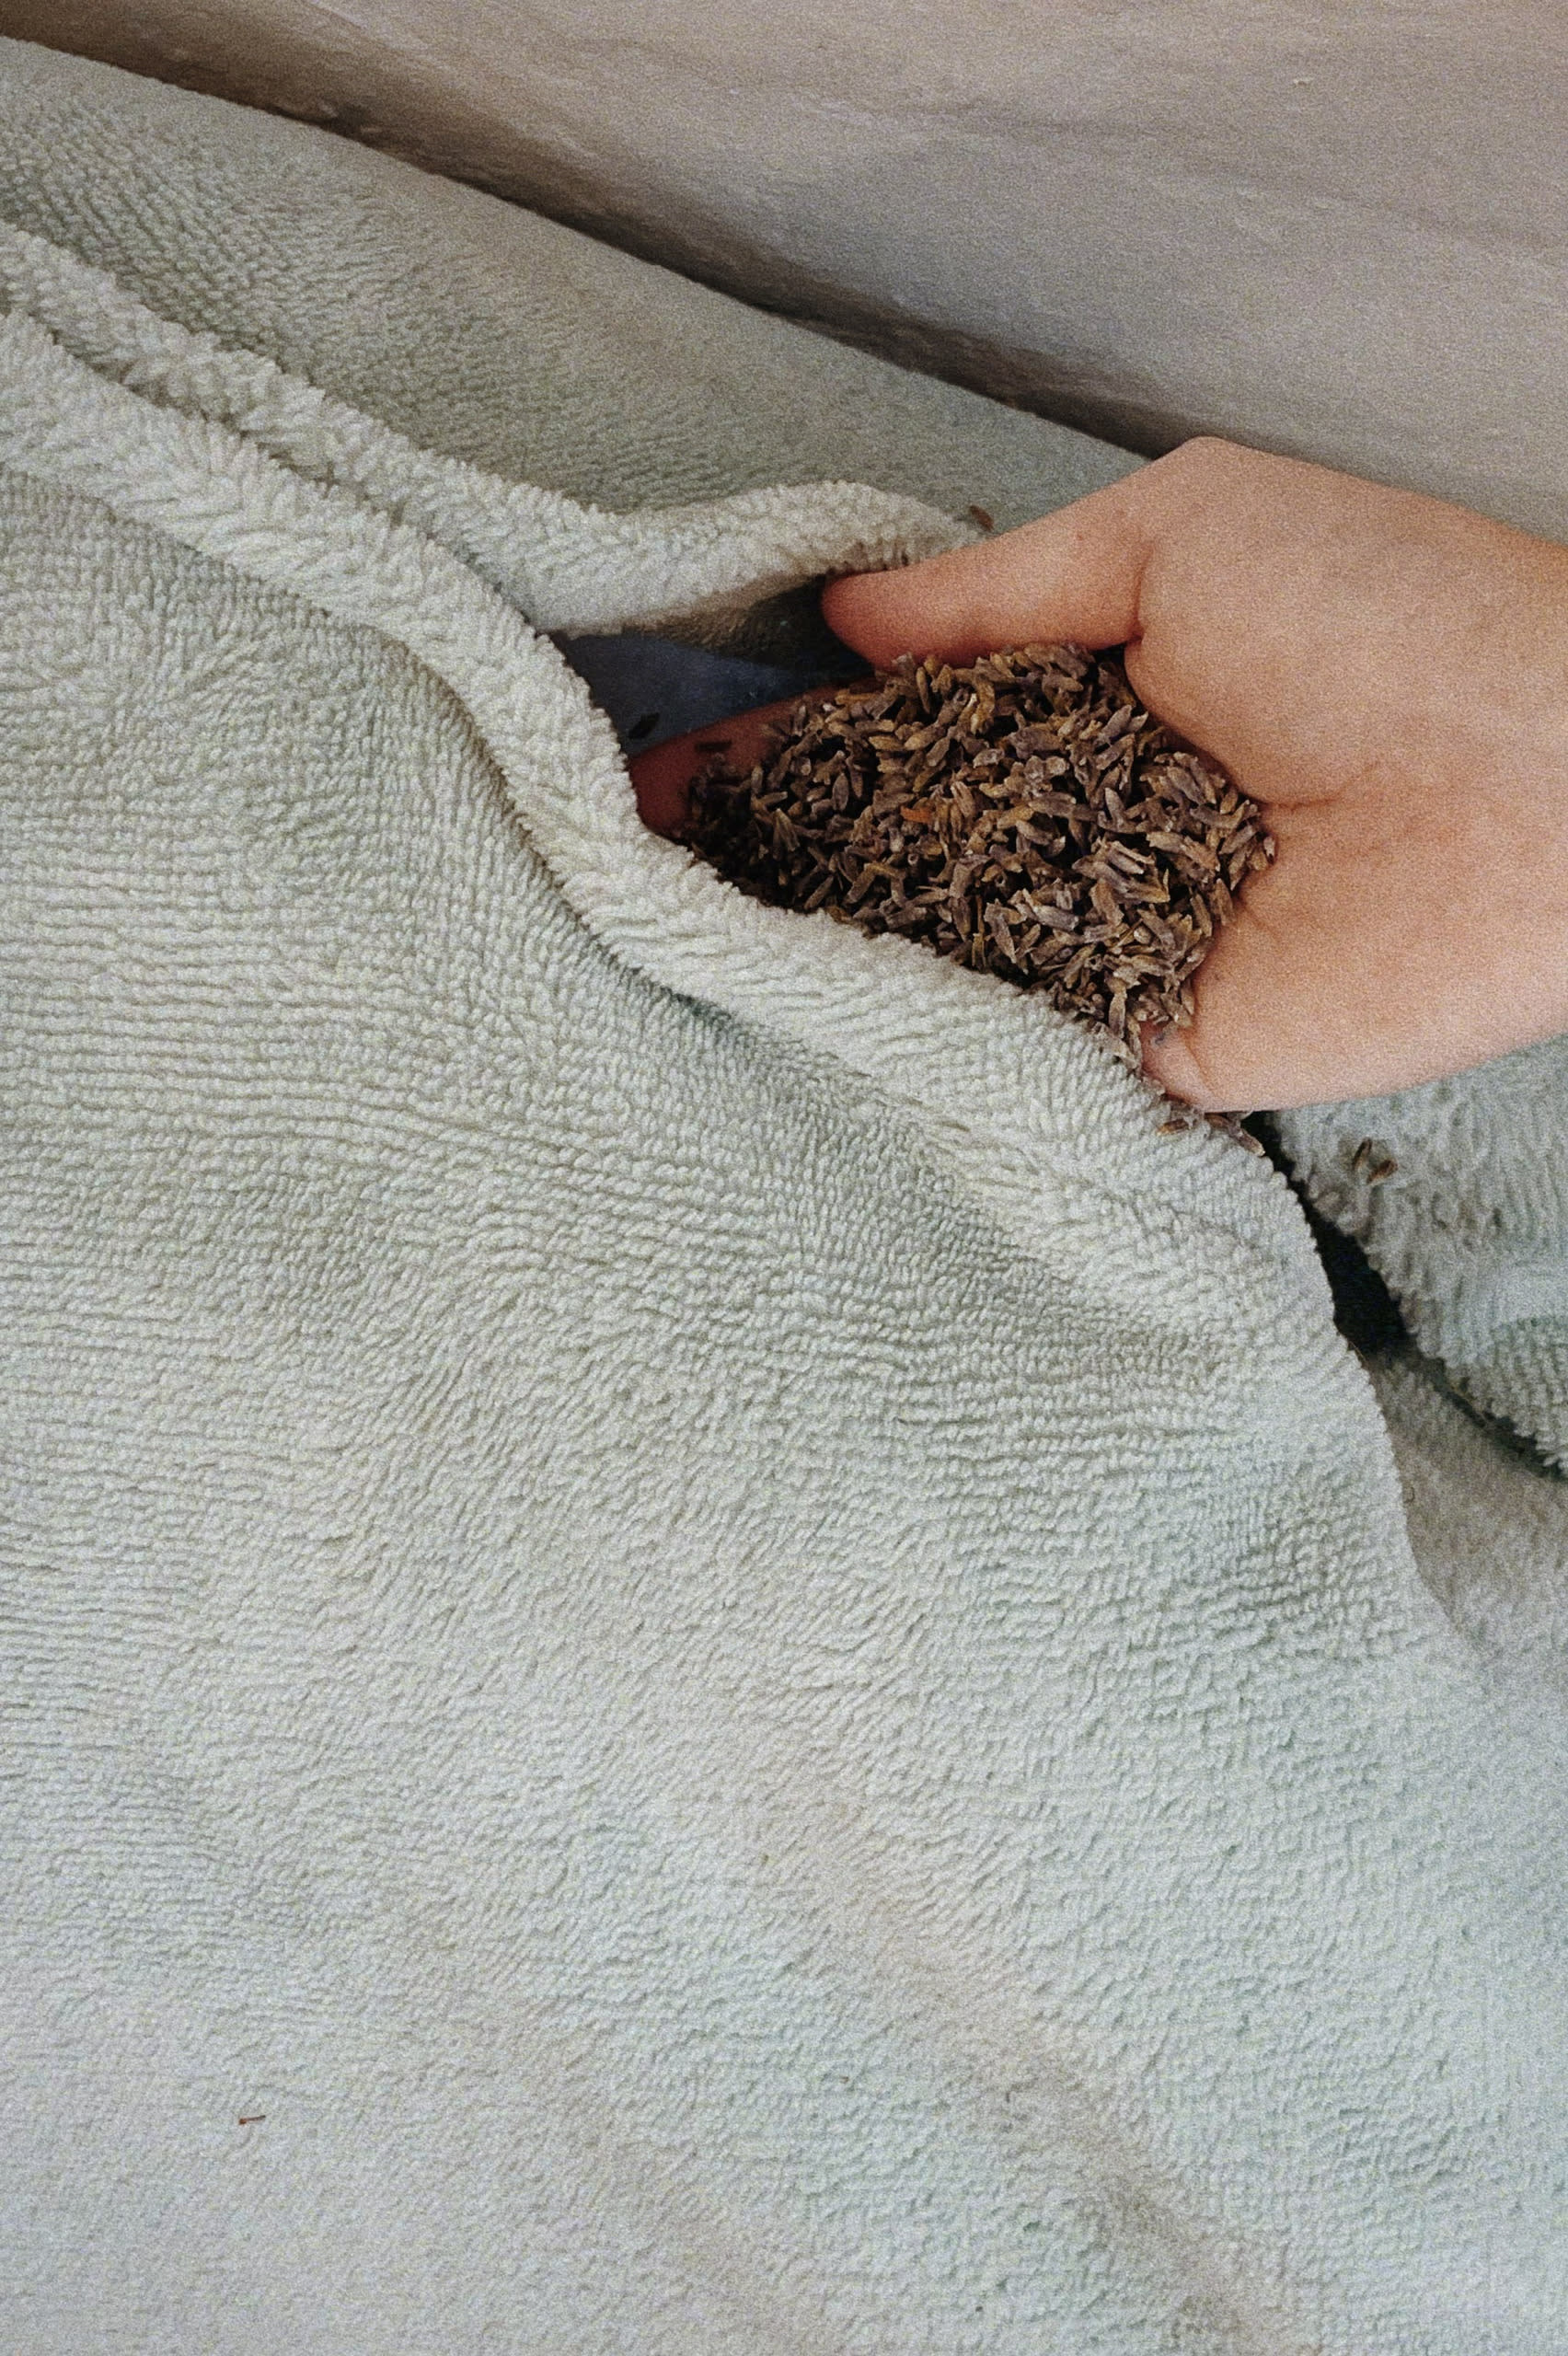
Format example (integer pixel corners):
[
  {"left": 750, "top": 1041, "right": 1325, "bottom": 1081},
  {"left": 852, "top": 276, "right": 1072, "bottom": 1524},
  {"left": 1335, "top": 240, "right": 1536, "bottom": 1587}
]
[{"left": 6, "top": 0, "right": 1568, "bottom": 538}]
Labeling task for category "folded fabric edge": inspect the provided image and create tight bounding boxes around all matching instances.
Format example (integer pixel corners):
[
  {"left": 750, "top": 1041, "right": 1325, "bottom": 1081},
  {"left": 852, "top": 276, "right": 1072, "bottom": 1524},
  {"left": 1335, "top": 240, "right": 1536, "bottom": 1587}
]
[
  {"left": 1274, "top": 1093, "right": 1568, "bottom": 1479},
  {"left": 1447, "top": 1321, "right": 1568, "bottom": 1475},
  {"left": 0, "top": 214, "right": 976, "bottom": 632},
  {"left": 0, "top": 266, "right": 1362, "bottom": 1393}
]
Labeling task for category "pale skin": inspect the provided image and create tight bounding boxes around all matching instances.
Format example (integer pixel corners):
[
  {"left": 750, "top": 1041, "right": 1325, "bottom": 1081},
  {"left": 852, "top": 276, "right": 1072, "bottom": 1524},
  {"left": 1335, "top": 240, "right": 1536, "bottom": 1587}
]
[{"left": 634, "top": 438, "right": 1568, "bottom": 1111}]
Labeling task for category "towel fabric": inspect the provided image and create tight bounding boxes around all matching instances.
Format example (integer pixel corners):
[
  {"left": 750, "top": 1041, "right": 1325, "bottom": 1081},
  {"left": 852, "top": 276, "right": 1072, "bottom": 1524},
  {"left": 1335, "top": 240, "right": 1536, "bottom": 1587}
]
[
  {"left": 1276, "top": 1049, "right": 1568, "bottom": 1472},
  {"left": 2, "top": 39, "right": 1565, "bottom": 2356}
]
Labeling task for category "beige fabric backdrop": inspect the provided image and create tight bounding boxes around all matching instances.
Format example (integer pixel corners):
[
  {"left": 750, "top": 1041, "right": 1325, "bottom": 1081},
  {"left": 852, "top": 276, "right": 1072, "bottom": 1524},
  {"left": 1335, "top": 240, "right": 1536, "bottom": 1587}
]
[{"left": 5, "top": 0, "right": 1567, "bottom": 538}]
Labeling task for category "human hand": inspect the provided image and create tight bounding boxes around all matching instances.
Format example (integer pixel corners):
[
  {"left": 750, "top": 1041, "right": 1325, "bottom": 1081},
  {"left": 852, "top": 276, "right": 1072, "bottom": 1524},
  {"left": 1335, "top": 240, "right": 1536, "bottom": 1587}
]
[{"left": 823, "top": 438, "right": 1568, "bottom": 1110}]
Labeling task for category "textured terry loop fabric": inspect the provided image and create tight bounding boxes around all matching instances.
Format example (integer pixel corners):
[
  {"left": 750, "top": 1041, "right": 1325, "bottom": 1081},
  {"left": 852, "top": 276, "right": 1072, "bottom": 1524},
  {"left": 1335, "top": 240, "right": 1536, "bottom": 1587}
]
[
  {"left": 3, "top": 39, "right": 1567, "bottom": 2356},
  {"left": 1277, "top": 1056, "right": 1568, "bottom": 1472},
  {"left": 3, "top": 33, "right": 1566, "bottom": 1450}
]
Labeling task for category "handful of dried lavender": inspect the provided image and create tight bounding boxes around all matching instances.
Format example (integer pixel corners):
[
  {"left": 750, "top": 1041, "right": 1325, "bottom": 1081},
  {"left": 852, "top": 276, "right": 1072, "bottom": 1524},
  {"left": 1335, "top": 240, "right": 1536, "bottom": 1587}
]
[{"left": 680, "top": 643, "right": 1273, "bottom": 1074}]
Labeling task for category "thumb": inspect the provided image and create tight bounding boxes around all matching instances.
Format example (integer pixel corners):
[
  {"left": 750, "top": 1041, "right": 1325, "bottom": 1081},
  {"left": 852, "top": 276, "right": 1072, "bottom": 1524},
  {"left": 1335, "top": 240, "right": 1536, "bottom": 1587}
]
[
  {"left": 822, "top": 470, "right": 1155, "bottom": 665},
  {"left": 1139, "top": 1017, "right": 1228, "bottom": 1112}
]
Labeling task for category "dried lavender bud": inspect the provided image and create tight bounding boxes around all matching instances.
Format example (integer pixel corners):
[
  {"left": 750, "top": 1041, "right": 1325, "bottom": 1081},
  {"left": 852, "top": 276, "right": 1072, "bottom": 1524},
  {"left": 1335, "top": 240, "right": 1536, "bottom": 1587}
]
[{"left": 678, "top": 643, "right": 1274, "bottom": 1078}]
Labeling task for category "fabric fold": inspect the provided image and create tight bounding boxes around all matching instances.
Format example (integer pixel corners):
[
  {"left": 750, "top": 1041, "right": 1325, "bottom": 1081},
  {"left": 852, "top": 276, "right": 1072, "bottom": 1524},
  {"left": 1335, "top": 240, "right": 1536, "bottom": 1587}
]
[
  {"left": 0, "top": 268, "right": 1337, "bottom": 1345},
  {"left": 1276, "top": 1045, "right": 1568, "bottom": 1470},
  {"left": 5, "top": 55, "right": 1566, "bottom": 2350}
]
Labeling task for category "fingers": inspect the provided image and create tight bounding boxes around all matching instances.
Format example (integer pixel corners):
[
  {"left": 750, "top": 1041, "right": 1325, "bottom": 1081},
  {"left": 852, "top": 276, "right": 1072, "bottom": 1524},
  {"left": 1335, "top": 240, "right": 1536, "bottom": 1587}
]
[
  {"left": 1138, "top": 907, "right": 1284, "bottom": 1113},
  {"left": 820, "top": 451, "right": 1243, "bottom": 1103},
  {"left": 1136, "top": 853, "right": 1380, "bottom": 1114},
  {"left": 1139, "top": 1022, "right": 1225, "bottom": 1111},
  {"left": 822, "top": 470, "right": 1157, "bottom": 666},
  {"left": 627, "top": 686, "right": 850, "bottom": 837}
]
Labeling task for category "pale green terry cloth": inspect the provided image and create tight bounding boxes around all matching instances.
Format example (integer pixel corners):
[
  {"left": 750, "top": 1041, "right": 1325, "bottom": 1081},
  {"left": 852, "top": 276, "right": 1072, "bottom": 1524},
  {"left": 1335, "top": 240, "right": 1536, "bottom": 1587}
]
[
  {"left": 1279, "top": 1050, "right": 1568, "bottom": 1471},
  {"left": 2, "top": 40, "right": 1565, "bottom": 2356}
]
